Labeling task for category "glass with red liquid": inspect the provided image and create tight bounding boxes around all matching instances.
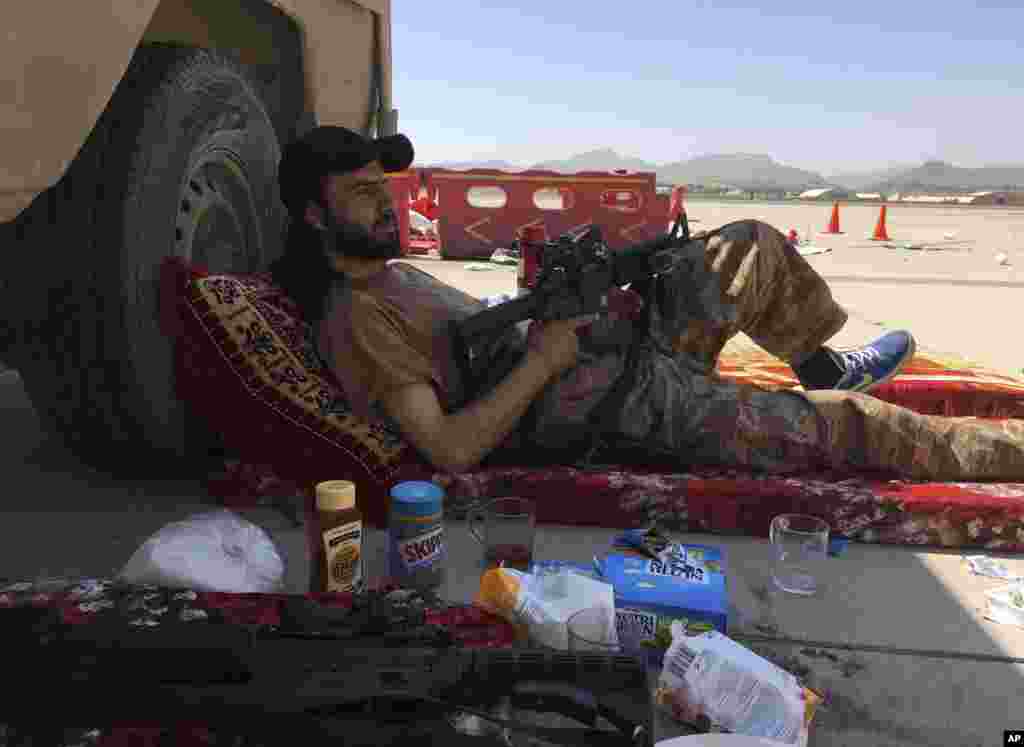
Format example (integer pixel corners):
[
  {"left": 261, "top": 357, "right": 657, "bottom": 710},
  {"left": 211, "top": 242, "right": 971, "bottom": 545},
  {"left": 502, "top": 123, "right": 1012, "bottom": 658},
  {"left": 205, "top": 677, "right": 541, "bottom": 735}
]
[{"left": 468, "top": 497, "right": 537, "bottom": 572}]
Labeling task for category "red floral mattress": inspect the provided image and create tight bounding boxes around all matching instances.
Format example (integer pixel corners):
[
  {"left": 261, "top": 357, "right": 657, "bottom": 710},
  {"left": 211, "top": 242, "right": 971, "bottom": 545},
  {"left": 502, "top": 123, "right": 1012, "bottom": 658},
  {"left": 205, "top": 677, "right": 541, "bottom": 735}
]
[
  {"left": 210, "top": 344, "right": 1024, "bottom": 553},
  {"left": 717, "top": 341, "right": 1024, "bottom": 419},
  {"left": 166, "top": 255, "right": 1024, "bottom": 553}
]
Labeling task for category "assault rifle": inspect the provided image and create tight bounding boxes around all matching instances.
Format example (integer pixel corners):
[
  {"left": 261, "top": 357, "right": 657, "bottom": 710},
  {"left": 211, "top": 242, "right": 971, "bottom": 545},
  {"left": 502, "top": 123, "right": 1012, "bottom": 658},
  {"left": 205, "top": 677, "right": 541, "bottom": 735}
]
[
  {"left": 450, "top": 213, "right": 700, "bottom": 408},
  {"left": 1, "top": 597, "right": 653, "bottom": 747}
]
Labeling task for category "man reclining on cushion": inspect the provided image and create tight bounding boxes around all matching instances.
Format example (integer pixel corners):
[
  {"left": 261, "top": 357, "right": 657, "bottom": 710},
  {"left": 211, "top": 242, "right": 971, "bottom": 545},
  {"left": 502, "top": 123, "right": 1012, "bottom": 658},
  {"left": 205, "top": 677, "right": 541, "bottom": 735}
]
[{"left": 270, "top": 127, "right": 1024, "bottom": 481}]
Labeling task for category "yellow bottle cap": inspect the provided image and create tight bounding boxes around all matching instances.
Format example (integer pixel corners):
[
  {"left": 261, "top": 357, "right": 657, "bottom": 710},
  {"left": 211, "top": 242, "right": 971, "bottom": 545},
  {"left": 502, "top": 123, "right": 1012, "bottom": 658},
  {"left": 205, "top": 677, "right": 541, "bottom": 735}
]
[{"left": 315, "top": 480, "right": 357, "bottom": 512}]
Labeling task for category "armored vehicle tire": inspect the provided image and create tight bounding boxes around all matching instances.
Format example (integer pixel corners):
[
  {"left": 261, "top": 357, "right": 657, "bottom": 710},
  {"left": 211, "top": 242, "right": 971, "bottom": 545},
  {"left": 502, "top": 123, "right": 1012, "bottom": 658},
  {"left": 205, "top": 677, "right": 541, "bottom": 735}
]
[{"left": 12, "top": 44, "right": 285, "bottom": 477}]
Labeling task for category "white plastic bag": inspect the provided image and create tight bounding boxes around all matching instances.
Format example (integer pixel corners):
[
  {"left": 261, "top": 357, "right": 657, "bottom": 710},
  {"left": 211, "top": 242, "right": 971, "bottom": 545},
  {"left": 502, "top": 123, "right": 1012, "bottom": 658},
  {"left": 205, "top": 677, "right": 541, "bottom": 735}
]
[
  {"left": 118, "top": 510, "right": 285, "bottom": 593},
  {"left": 475, "top": 566, "right": 617, "bottom": 650},
  {"left": 656, "top": 625, "right": 820, "bottom": 745}
]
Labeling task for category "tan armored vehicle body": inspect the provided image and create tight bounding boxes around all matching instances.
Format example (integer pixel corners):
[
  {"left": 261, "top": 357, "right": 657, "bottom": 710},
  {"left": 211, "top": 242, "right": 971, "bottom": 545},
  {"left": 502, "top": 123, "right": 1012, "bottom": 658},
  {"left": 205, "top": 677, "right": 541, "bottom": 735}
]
[{"left": 1, "top": 0, "right": 396, "bottom": 472}]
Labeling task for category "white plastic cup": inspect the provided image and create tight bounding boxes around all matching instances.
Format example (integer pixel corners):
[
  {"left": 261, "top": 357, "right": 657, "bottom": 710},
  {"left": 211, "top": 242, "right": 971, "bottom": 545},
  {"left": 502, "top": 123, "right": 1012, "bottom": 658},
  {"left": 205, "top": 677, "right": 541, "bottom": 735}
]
[{"left": 566, "top": 606, "right": 620, "bottom": 653}]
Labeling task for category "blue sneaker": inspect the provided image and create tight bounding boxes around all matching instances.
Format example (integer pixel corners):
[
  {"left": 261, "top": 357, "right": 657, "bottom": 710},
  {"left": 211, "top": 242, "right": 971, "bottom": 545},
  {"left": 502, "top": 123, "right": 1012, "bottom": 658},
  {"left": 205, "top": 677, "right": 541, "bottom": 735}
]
[{"left": 829, "top": 330, "right": 916, "bottom": 393}]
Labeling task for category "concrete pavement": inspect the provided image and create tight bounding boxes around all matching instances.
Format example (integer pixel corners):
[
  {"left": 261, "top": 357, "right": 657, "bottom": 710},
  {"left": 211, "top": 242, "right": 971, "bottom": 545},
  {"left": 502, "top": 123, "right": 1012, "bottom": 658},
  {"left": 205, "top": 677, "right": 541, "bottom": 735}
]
[{"left": 3, "top": 361, "right": 1024, "bottom": 745}]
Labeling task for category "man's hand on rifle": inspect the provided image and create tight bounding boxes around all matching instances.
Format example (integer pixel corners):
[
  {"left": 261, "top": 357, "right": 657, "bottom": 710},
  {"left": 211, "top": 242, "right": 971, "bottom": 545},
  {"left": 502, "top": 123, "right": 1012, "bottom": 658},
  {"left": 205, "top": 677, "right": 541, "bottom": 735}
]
[{"left": 527, "top": 317, "right": 594, "bottom": 377}]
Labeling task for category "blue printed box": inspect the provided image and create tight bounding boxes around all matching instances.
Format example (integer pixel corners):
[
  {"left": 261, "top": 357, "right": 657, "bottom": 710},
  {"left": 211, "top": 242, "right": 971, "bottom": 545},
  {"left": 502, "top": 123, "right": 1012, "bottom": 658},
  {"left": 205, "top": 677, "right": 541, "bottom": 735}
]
[
  {"left": 597, "top": 543, "right": 728, "bottom": 662},
  {"left": 530, "top": 545, "right": 727, "bottom": 654}
]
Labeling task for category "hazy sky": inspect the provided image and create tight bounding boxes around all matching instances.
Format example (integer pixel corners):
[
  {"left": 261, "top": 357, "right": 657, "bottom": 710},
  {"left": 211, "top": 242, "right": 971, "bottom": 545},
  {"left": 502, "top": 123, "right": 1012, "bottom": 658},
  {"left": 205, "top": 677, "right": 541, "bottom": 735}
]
[{"left": 392, "top": 0, "right": 1021, "bottom": 176}]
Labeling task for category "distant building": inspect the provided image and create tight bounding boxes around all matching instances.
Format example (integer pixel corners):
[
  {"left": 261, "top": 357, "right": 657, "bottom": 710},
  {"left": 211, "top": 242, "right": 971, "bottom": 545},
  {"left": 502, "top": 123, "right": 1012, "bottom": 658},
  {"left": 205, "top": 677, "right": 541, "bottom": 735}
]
[
  {"left": 855, "top": 192, "right": 883, "bottom": 201},
  {"left": 799, "top": 187, "right": 850, "bottom": 200},
  {"left": 679, "top": 183, "right": 718, "bottom": 194},
  {"left": 900, "top": 194, "right": 963, "bottom": 204},
  {"left": 959, "top": 191, "right": 1024, "bottom": 206},
  {"left": 887, "top": 191, "right": 1024, "bottom": 205},
  {"left": 752, "top": 189, "right": 788, "bottom": 200}
]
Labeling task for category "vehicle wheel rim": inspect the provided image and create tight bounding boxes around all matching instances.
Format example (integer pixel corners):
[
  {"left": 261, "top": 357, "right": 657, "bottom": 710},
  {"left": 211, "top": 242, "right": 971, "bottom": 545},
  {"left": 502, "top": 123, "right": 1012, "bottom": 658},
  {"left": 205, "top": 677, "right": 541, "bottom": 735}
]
[{"left": 175, "top": 146, "right": 260, "bottom": 271}]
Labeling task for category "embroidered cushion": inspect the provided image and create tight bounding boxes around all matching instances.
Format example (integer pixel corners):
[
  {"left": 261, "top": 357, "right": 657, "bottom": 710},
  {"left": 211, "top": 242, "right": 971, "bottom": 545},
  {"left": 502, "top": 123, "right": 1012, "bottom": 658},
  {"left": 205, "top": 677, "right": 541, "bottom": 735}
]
[{"left": 167, "top": 259, "right": 431, "bottom": 527}]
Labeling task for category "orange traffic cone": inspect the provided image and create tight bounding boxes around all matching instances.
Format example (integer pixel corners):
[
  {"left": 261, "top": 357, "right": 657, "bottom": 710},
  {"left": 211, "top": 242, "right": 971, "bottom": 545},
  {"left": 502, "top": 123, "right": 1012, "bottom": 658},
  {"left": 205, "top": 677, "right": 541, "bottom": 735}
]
[
  {"left": 825, "top": 202, "right": 841, "bottom": 234},
  {"left": 871, "top": 205, "right": 890, "bottom": 241}
]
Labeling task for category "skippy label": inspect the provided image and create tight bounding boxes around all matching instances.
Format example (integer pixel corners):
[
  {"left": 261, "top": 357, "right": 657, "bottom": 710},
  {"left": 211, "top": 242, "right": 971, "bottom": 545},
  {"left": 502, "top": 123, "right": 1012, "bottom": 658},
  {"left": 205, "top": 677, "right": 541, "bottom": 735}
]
[{"left": 397, "top": 525, "right": 446, "bottom": 570}]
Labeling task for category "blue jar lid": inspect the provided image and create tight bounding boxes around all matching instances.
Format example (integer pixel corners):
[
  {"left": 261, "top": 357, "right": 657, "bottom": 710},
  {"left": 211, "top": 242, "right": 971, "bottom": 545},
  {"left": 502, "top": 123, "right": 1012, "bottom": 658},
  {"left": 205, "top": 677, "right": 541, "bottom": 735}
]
[{"left": 389, "top": 481, "right": 444, "bottom": 516}]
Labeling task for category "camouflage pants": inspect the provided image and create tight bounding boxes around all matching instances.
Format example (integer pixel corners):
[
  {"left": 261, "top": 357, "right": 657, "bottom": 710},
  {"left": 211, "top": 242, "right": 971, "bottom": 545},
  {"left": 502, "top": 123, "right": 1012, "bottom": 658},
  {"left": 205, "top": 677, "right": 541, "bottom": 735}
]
[{"left": 614, "top": 220, "right": 1024, "bottom": 481}]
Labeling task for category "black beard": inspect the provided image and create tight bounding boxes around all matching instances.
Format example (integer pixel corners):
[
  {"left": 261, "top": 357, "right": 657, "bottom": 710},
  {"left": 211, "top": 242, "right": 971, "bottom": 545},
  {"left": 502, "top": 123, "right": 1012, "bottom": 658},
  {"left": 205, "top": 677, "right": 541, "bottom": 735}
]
[{"left": 324, "top": 219, "right": 402, "bottom": 260}]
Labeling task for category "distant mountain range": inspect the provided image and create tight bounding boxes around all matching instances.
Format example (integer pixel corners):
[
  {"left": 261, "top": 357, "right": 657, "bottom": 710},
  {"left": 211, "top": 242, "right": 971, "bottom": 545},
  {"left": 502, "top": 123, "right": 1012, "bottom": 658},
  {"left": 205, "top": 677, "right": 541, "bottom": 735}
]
[
  {"left": 658, "top": 154, "right": 827, "bottom": 191},
  {"left": 826, "top": 164, "right": 920, "bottom": 191},
  {"left": 425, "top": 152, "right": 1024, "bottom": 193},
  {"left": 427, "top": 159, "right": 523, "bottom": 171},
  {"left": 531, "top": 148, "right": 658, "bottom": 175},
  {"left": 428, "top": 151, "right": 828, "bottom": 191},
  {"left": 865, "top": 161, "right": 1024, "bottom": 193}
]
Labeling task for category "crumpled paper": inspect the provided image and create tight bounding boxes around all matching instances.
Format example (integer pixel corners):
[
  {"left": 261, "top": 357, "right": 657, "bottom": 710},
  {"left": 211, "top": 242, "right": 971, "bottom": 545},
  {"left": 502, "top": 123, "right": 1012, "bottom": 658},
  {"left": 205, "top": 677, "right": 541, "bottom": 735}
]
[{"left": 964, "top": 555, "right": 1022, "bottom": 582}]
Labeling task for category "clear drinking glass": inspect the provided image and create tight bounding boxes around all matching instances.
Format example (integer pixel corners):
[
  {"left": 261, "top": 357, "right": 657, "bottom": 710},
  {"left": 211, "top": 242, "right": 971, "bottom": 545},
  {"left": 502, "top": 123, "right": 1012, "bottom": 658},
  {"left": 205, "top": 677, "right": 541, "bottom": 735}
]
[
  {"left": 566, "top": 606, "right": 620, "bottom": 653},
  {"left": 770, "top": 514, "right": 830, "bottom": 595},
  {"left": 468, "top": 497, "right": 537, "bottom": 572}
]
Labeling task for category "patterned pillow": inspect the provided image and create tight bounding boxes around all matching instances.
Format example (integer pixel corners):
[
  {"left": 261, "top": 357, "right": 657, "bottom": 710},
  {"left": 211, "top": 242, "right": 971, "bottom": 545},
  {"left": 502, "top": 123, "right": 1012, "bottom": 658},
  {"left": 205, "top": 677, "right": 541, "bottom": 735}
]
[{"left": 168, "top": 259, "right": 432, "bottom": 527}]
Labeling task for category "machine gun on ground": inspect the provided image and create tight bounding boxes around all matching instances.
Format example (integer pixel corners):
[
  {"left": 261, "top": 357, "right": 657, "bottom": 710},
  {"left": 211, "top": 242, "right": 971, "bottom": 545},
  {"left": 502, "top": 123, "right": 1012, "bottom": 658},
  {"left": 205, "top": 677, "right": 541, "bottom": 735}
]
[{"left": 1, "top": 596, "right": 653, "bottom": 747}]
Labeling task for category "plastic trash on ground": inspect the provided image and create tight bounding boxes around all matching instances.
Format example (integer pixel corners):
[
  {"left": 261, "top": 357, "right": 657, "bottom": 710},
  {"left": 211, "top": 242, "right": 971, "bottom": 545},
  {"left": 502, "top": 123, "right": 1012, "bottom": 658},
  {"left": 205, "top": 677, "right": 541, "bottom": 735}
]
[
  {"left": 965, "top": 555, "right": 1022, "bottom": 581},
  {"left": 984, "top": 582, "right": 1024, "bottom": 628},
  {"left": 481, "top": 292, "right": 515, "bottom": 308},
  {"left": 656, "top": 737, "right": 791, "bottom": 746},
  {"left": 655, "top": 624, "right": 821, "bottom": 745},
  {"left": 118, "top": 509, "right": 285, "bottom": 593},
  {"left": 489, "top": 247, "right": 519, "bottom": 265},
  {"left": 474, "top": 565, "right": 617, "bottom": 650}
]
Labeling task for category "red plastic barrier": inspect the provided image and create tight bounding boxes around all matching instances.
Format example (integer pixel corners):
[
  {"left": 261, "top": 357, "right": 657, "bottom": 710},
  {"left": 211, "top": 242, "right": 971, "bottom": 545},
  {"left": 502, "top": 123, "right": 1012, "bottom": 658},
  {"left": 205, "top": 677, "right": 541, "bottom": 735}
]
[
  {"left": 422, "top": 168, "right": 674, "bottom": 259},
  {"left": 386, "top": 169, "right": 418, "bottom": 255},
  {"left": 669, "top": 185, "right": 687, "bottom": 222}
]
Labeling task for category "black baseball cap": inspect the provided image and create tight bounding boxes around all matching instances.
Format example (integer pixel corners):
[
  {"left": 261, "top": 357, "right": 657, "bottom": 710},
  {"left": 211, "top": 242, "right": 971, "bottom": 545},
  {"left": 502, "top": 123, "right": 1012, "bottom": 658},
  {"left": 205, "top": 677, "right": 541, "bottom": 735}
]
[{"left": 278, "top": 126, "right": 415, "bottom": 214}]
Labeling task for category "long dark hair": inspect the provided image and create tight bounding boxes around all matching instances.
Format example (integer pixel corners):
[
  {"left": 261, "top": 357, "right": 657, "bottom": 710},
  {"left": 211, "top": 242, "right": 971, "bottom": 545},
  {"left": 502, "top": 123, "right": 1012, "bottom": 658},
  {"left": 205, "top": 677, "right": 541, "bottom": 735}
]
[{"left": 268, "top": 213, "right": 339, "bottom": 325}]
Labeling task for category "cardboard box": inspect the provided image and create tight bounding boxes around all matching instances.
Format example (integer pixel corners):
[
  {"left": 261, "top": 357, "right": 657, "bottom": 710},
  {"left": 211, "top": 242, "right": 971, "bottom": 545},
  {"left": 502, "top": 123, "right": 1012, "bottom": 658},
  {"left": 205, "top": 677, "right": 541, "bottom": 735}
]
[
  {"left": 597, "top": 543, "right": 728, "bottom": 655},
  {"left": 531, "top": 543, "right": 728, "bottom": 659}
]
